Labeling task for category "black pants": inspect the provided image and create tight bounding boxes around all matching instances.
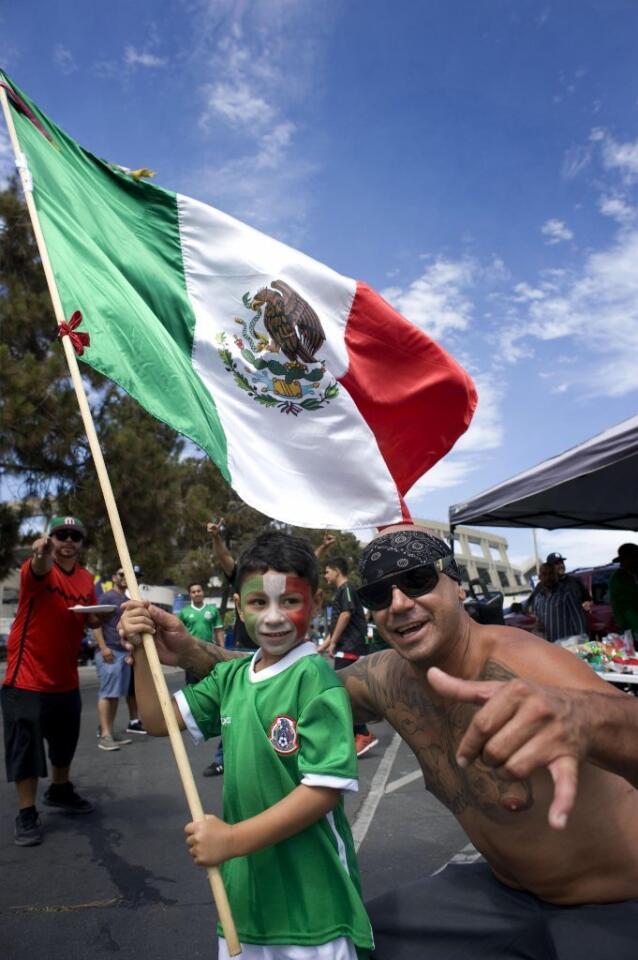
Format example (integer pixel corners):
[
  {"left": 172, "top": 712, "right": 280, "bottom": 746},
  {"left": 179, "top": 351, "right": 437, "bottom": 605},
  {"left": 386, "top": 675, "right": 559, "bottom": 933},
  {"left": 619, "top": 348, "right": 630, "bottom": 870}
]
[{"left": 367, "top": 862, "right": 638, "bottom": 960}]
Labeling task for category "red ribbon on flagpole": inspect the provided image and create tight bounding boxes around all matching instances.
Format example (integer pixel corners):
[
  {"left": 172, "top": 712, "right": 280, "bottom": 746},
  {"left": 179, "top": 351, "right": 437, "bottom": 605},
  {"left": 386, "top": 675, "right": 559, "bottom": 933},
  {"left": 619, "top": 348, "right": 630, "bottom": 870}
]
[{"left": 58, "top": 311, "right": 90, "bottom": 356}]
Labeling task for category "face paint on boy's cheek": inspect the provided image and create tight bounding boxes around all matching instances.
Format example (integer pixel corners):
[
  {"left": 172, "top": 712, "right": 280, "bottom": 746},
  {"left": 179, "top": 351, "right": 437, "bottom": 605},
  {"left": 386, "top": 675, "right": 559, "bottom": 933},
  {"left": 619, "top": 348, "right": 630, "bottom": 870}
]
[{"left": 276, "top": 575, "right": 313, "bottom": 642}]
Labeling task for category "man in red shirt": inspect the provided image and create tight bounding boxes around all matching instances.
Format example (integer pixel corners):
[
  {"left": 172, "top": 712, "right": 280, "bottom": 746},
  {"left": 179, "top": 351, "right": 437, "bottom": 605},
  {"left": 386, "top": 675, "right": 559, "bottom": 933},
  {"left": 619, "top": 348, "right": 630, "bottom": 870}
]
[{"left": 2, "top": 515, "right": 99, "bottom": 846}]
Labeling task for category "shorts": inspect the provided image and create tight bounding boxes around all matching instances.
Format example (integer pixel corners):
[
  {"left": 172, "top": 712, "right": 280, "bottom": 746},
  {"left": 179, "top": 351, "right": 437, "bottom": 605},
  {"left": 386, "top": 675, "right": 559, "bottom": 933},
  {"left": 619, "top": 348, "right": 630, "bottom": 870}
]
[
  {"left": 1, "top": 685, "right": 82, "bottom": 781},
  {"left": 367, "top": 862, "right": 638, "bottom": 960},
  {"left": 218, "top": 936, "right": 364, "bottom": 959},
  {"left": 94, "top": 648, "right": 131, "bottom": 698}
]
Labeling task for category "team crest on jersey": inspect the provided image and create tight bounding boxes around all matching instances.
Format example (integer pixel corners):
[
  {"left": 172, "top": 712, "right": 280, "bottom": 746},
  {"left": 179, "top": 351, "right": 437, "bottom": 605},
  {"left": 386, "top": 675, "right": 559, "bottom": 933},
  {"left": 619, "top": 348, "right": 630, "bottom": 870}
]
[{"left": 268, "top": 715, "right": 299, "bottom": 755}]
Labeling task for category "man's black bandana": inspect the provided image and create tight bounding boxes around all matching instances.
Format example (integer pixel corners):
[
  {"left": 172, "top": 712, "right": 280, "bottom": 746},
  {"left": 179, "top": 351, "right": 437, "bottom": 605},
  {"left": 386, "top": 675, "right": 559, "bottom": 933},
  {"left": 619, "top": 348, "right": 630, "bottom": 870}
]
[{"left": 359, "top": 529, "right": 461, "bottom": 586}]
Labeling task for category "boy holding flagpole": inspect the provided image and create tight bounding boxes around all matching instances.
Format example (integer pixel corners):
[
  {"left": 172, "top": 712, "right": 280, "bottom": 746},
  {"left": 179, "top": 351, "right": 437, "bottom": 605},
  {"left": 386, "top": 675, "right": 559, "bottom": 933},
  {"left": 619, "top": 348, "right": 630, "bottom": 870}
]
[{"left": 121, "top": 531, "right": 374, "bottom": 960}]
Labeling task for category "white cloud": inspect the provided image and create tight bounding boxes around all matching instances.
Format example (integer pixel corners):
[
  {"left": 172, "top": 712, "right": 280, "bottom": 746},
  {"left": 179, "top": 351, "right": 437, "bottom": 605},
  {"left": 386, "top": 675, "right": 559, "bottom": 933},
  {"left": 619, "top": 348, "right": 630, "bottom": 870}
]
[
  {"left": 201, "top": 81, "right": 275, "bottom": 128},
  {"left": 505, "top": 228, "right": 638, "bottom": 397},
  {"left": 541, "top": 218, "right": 574, "bottom": 244},
  {"left": 454, "top": 375, "right": 504, "bottom": 454},
  {"left": 53, "top": 44, "right": 77, "bottom": 75},
  {"left": 600, "top": 133, "right": 638, "bottom": 181},
  {"left": 598, "top": 194, "right": 635, "bottom": 224},
  {"left": 380, "top": 257, "right": 475, "bottom": 340},
  {"left": 406, "top": 458, "right": 478, "bottom": 501},
  {"left": 193, "top": 121, "right": 311, "bottom": 231},
  {"left": 512, "top": 282, "right": 545, "bottom": 302},
  {"left": 537, "top": 530, "right": 636, "bottom": 570},
  {"left": 562, "top": 144, "right": 591, "bottom": 179},
  {"left": 124, "top": 46, "right": 166, "bottom": 68},
  {"left": 184, "top": 1, "right": 330, "bottom": 231}
]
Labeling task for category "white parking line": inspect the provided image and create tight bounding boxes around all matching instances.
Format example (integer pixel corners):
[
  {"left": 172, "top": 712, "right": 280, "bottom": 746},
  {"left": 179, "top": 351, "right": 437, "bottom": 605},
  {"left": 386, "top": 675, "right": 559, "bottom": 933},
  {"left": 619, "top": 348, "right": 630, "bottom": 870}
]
[
  {"left": 352, "top": 732, "right": 402, "bottom": 852},
  {"left": 384, "top": 768, "right": 422, "bottom": 794},
  {"left": 430, "top": 842, "right": 482, "bottom": 876}
]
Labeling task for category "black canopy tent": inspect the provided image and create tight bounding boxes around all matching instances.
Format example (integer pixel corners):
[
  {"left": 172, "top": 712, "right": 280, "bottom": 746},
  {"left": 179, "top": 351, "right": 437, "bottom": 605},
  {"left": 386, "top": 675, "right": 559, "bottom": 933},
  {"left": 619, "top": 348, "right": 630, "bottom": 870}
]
[{"left": 449, "top": 414, "right": 638, "bottom": 532}]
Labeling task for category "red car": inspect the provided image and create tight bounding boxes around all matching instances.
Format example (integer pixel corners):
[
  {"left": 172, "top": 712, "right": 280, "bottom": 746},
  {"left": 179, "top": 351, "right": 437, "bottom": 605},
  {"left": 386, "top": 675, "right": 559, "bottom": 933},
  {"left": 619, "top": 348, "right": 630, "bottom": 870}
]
[{"left": 570, "top": 564, "right": 619, "bottom": 638}]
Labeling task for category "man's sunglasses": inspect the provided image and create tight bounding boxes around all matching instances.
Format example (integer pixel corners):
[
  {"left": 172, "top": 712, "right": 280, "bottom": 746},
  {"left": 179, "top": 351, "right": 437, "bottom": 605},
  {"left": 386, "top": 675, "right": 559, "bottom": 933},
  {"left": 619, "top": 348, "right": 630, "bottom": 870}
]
[
  {"left": 358, "top": 556, "right": 454, "bottom": 611},
  {"left": 52, "top": 530, "right": 84, "bottom": 543}
]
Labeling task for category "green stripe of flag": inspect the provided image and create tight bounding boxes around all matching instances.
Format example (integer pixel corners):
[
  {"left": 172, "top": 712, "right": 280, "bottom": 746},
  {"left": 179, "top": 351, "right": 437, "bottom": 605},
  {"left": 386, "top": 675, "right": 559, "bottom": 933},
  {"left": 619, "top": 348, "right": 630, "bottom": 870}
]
[{"left": 5, "top": 75, "right": 229, "bottom": 478}]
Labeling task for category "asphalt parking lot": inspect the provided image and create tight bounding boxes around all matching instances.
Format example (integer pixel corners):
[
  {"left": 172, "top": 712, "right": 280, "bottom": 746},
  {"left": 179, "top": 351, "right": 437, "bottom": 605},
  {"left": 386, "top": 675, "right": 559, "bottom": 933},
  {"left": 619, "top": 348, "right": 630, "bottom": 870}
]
[{"left": 0, "top": 664, "right": 468, "bottom": 959}]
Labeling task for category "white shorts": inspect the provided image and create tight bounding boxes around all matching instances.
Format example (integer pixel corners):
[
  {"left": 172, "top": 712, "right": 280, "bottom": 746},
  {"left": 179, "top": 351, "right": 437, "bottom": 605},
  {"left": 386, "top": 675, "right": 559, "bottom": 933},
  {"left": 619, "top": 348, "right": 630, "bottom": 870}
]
[{"left": 218, "top": 935, "right": 359, "bottom": 960}]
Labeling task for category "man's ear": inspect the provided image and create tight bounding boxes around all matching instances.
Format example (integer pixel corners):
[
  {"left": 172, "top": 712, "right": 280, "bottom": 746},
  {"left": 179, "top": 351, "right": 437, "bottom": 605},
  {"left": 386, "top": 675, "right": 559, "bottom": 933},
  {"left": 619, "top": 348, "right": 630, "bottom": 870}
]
[
  {"left": 457, "top": 584, "right": 466, "bottom": 602},
  {"left": 312, "top": 588, "right": 323, "bottom": 615},
  {"left": 233, "top": 593, "right": 245, "bottom": 624}
]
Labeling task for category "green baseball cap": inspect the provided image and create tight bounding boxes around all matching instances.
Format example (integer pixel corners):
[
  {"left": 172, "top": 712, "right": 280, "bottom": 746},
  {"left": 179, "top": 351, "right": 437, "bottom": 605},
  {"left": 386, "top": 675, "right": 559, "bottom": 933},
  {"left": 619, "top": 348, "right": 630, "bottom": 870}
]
[{"left": 48, "top": 515, "right": 87, "bottom": 537}]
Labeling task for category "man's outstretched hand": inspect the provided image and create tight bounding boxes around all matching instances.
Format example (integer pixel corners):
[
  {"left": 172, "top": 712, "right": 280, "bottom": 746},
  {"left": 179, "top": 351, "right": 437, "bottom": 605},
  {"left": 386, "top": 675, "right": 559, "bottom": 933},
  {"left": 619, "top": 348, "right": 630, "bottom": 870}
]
[
  {"left": 119, "top": 600, "right": 195, "bottom": 667},
  {"left": 427, "top": 667, "right": 589, "bottom": 831}
]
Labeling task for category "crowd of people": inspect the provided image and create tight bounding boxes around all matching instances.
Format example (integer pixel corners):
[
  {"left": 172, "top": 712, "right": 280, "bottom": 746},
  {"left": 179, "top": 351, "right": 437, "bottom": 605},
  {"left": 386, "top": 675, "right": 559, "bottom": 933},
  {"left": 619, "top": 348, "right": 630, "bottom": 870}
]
[{"left": 2, "top": 512, "right": 638, "bottom": 958}]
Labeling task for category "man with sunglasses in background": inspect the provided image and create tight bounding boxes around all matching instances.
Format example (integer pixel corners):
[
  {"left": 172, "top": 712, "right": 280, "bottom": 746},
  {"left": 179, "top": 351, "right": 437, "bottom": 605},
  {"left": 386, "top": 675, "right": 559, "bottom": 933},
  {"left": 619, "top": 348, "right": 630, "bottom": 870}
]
[{"left": 1, "top": 516, "right": 101, "bottom": 846}]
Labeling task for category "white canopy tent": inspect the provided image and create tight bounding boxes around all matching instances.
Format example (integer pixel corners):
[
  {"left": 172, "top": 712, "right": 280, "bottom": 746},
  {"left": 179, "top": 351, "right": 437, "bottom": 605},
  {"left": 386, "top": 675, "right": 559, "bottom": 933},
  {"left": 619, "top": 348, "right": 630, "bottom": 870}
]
[{"left": 449, "top": 414, "right": 638, "bottom": 531}]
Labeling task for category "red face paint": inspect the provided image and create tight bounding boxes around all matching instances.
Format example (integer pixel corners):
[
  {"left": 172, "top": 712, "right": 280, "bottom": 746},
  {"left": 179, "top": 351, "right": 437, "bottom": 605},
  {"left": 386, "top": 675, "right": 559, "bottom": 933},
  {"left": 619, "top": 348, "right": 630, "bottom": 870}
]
[{"left": 240, "top": 572, "right": 314, "bottom": 662}]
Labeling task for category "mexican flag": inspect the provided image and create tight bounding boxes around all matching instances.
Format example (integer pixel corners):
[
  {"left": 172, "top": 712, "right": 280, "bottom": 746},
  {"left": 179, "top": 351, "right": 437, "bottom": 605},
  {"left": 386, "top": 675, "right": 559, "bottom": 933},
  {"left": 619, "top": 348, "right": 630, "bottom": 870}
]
[{"left": 1, "top": 73, "right": 477, "bottom": 529}]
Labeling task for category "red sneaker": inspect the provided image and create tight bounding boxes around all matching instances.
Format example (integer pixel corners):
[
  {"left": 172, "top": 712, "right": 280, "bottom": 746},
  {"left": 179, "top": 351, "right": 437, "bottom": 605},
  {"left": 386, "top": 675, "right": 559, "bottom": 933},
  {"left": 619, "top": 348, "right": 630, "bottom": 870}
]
[{"left": 355, "top": 733, "right": 379, "bottom": 757}]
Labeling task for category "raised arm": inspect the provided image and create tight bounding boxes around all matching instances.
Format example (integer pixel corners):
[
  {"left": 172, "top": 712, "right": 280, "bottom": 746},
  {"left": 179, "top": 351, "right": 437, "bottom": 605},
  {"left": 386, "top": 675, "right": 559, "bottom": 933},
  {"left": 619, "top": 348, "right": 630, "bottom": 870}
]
[
  {"left": 30, "top": 535, "right": 55, "bottom": 577},
  {"left": 207, "top": 518, "right": 236, "bottom": 578}
]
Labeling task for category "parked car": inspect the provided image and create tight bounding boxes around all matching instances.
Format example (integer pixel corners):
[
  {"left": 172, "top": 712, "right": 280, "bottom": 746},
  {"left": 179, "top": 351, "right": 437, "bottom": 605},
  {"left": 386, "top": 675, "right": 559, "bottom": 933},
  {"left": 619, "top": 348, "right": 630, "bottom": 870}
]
[
  {"left": 570, "top": 563, "right": 619, "bottom": 638},
  {"left": 463, "top": 580, "right": 505, "bottom": 626},
  {"left": 503, "top": 603, "right": 537, "bottom": 633}
]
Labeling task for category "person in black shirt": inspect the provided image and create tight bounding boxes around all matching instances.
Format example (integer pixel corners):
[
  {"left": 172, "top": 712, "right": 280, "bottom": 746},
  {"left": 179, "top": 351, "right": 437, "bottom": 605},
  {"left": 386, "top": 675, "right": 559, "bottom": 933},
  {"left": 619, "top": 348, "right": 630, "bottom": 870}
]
[{"left": 318, "top": 557, "right": 378, "bottom": 757}]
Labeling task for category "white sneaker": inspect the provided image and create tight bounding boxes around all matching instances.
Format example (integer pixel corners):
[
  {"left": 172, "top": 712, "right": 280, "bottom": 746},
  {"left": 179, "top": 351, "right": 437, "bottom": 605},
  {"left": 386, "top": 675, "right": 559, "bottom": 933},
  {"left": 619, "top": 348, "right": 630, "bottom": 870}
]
[{"left": 98, "top": 735, "right": 120, "bottom": 751}]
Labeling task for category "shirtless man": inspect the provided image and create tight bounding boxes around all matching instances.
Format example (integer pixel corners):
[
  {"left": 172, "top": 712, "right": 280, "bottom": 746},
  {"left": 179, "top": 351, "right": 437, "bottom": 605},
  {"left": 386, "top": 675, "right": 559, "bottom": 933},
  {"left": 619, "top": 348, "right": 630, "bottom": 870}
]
[{"left": 119, "top": 526, "right": 638, "bottom": 958}]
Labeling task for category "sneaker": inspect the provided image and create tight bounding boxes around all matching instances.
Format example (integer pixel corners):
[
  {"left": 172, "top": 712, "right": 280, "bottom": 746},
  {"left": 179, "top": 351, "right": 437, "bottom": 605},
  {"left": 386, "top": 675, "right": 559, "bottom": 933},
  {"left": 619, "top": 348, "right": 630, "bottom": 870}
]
[
  {"left": 113, "top": 732, "right": 133, "bottom": 745},
  {"left": 15, "top": 808, "right": 42, "bottom": 846},
  {"left": 202, "top": 763, "right": 224, "bottom": 777},
  {"left": 126, "top": 719, "right": 147, "bottom": 735},
  {"left": 355, "top": 733, "right": 379, "bottom": 757},
  {"left": 97, "top": 734, "right": 120, "bottom": 751},
  {"left": 43, "top": 782, "right": 94, "bottom": 814}
]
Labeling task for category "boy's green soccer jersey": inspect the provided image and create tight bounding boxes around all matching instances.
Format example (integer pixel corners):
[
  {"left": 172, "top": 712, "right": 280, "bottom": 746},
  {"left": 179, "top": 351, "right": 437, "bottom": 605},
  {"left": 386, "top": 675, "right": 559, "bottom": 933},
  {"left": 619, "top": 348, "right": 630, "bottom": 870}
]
[
  {"left": 177, "top": 602, "right": 222, "bottom": 642},
  {"left": 175, "top": 642, "right": 373, "bottom": 953}
]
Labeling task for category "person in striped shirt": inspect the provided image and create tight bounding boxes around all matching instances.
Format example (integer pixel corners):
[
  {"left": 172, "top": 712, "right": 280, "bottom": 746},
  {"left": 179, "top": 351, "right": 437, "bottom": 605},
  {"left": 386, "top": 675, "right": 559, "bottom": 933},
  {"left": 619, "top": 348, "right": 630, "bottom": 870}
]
[{"left": 530, "top": 563, "right": 589, "bottom": 642}]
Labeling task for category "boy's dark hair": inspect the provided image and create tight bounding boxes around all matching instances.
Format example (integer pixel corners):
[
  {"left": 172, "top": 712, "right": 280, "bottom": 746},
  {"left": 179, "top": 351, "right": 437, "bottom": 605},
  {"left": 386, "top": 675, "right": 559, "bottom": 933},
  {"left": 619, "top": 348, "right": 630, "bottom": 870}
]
[
  {"left": 236, "top": 531, "right": 319, "bottom": 592},
  {"left": 325, "top": 556, "right": 348, "bottom": 577},
  {"left": 188, "top": 581, "right": 204, "bottom": 592}
]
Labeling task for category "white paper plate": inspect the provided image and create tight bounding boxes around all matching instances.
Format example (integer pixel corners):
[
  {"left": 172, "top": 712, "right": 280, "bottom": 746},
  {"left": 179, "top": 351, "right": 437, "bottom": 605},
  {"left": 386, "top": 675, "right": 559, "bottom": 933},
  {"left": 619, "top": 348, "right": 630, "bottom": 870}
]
[{"left": 68, "top": 604, "right": 117, "bottom": 614}]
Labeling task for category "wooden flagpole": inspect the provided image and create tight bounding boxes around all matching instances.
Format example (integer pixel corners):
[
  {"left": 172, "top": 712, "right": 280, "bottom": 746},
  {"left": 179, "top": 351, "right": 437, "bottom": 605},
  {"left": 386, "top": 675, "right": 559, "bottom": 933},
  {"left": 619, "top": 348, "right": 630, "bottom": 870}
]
[{"left": 0, "top": 87, "right": 241, "bottom": 957}]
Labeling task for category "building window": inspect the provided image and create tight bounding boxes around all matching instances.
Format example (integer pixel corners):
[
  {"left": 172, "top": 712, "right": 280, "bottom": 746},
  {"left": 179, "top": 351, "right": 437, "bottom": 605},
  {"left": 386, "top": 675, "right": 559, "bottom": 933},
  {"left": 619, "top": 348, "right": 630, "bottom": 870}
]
[
  {"left": 498, "top": 571, "right": 509, "bottom": 588},
  {"left": 476, "top": 566, "right": 491, "bottom": 586}
]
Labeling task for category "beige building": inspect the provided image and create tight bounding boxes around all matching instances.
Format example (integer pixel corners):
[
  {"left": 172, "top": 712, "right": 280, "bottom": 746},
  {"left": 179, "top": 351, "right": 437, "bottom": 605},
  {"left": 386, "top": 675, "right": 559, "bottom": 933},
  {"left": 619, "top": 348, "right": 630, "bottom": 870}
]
[{"left": 416, "top": 518, "right": 529, "bottom": 597}]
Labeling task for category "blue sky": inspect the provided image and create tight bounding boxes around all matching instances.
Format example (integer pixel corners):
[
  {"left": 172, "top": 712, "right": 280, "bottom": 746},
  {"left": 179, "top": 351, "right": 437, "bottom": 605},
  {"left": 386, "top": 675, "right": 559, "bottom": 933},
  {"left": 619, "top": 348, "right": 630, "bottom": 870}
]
[{"left": 2, "top": 0, "right": 638, "bottom": 568}]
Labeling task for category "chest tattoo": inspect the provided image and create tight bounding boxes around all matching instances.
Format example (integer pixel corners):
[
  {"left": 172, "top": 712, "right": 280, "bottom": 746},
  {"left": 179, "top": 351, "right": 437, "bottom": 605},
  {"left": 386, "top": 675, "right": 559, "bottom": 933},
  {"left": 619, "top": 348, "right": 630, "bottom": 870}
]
[{"left": 361, "top": 653, "right": 534, "bottom": 820}]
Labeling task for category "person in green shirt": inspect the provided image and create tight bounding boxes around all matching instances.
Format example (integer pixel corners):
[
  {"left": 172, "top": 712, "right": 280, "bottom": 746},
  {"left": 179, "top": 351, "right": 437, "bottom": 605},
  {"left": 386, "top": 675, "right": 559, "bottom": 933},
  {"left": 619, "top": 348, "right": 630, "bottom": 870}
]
[
  {"left": 178, "top": 582, "right": 224, "bottom": 647},
  {"left": 178, "top": 582, "right": 224, "bottom": 775},
  {"left": 121, "top": 532, "right": 373, "bottom": 960},
  {"left": 609, "top": 543, "right": 638, "bottom": 641}
]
